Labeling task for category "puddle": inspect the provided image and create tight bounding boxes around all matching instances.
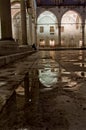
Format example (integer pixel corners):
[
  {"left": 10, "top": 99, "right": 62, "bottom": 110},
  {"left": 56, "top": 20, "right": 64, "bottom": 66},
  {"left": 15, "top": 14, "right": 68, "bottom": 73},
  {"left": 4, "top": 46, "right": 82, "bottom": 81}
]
[
  {"left": 39, "top": 67, "right": 58, "bottom": 88},
  {"left": 15, "top": 85, "right": 24, "bottom": 96},
  {"left": 0, "top": 56, "right": 86, "bottom": 130},
  {"left": 63, "top": 81, "right": 78, "bottom": 91},
  {"left": 69, "top": 60, "right": 78, "bottom": 62},
  {"left": 73, "top": 63, "right": 86, "bottom": 67},
  {"left": 0, "top": 81, "right": 7, "bottom": 87},
  {"left": 39, "top": 59, "right": 73, "bottom": 88},
  {"left": 0, "top": 76, "right": 70, "bottom": 130},
  {"left": 74, "top": 71, "right": 86, "bottom": 78}
]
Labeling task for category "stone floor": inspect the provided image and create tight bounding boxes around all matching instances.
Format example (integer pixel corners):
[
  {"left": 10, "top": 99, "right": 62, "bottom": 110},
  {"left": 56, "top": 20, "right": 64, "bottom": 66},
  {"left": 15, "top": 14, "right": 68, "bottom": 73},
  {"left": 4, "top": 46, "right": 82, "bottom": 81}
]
[{"left": 0, "top": 50, "right": 86, "bottom": 130}]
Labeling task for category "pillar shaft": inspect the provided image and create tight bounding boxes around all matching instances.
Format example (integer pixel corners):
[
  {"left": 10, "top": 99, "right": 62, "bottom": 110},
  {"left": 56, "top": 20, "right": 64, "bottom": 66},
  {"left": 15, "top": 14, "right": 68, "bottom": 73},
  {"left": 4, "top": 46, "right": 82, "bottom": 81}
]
[
  {"left": 0, "top": 0, "right": 12, "bottom": 40},
  {"left": 21, "top": 0, "right": 27, "bottom": 45},
  {"left": 58, "top": 23, "right": 61, "bottom": 47},
  {"left": 29, "top": 14, "right": 33, "bottom": 44},
  {"left": 32, "top": 21, "right": 37, "bottom": 45},
  {"left": 34, "top": 24, "right": 37, "bottom": 46},
  {"left": 82, "top": 23, "right": 85, "bottom": 48}
]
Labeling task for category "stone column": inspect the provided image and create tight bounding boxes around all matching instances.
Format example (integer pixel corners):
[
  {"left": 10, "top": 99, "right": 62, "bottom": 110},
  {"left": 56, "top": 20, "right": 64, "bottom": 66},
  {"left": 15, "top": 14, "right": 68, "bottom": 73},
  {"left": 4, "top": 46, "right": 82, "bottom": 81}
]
[
  {"left": 29, "top": 12, "right": 33, "bottom": 45},
  {"left": 34, "top": 22, "right": 37, "bottom": 46},
  {"left": 32, "top": 20, "right": 37, "bottom": 45},
  {"left": 82, "top": 21, "right": 85, "bottom": 48},
  {"left": 58, "top": 22, "right": 61, "bottom": 47},
  {"left": 20, "top": 0, "right": 27, "bottom": 45},
  {"left": 0, "top": 0, "right": 13, "bottom": 40}
]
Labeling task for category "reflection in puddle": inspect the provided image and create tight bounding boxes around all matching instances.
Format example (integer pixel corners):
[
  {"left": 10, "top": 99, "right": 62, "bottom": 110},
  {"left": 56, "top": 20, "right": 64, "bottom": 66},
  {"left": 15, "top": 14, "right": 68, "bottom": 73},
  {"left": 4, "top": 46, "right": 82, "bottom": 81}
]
[
  {"left": 39, "top": 68, "right": 57, "bottom": 87},
  {"left": 75, "top": 71, "right": 86, "bottom": 77},
  {"left": 61, "top": 76, "right": 71, "bottom": 83},
  {"left": 0, "top": 56, "right": 85, "bottom": 130},
  {"left": 38, "top": 59, "right": 79, "bottom": 88},
  {"left": 0, "top": 67, "right": 70, "bottom": 129},
  {"left": 39, "top": 59, "right": 59, "bottom": 87},
  {"left": 64, "top": 81, "right": 78, "bottom": 91},
  {"left": 73, "top": 62, "right": 86, "bottom": 67},
  {"left": 0, "top": 81, "right": 7, "bottom": 87},
  {"left": 69, "top": 59, "right": 77, "bottom": 62},
  {"left": 15, "top": 85, "right": 24, "bottom": 96}
]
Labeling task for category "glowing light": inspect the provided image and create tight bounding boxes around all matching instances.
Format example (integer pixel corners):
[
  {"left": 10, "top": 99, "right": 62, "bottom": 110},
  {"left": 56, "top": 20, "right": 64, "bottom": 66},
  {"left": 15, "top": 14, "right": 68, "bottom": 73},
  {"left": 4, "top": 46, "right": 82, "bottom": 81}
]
[{"left": 49, "top": 39, "right": 55, "bottom": 46}]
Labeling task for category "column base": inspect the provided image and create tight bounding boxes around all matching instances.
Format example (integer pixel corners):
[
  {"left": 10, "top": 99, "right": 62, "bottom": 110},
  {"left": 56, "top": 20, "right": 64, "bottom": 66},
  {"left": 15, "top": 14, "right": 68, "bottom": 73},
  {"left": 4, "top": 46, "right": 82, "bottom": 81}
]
[
  {"left": 0, "top": 40, "right": 34, "bottom": 56},
  {"left": 0, "top": 40, "right": 18, "bottom": 56},
  {"left": 0, "top": 37, "right": 14, "bottom": 41}
]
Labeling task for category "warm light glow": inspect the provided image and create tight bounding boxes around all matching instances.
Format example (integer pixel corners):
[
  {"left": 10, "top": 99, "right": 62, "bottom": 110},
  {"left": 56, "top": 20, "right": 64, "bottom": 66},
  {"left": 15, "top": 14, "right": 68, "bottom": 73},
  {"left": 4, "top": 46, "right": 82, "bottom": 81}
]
[
  {"left": 79, "top": 40, "right": 83, "bottom": 47},
  {"left": 49, "top": 39, "right": 55, "bottom": 46},
  {"left": 61, "top": 40, "right": 64, "bottom": 46},
  {"left": 40, "top": 40, "right": 45, "bottom": 46}
]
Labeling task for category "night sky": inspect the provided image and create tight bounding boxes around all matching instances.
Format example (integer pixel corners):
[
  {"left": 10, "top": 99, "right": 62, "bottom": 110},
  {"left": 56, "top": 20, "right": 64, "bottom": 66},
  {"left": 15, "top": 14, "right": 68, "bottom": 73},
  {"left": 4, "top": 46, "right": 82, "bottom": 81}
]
[{"left": 36, "top": 0, "right": 86, "bottom": 6}]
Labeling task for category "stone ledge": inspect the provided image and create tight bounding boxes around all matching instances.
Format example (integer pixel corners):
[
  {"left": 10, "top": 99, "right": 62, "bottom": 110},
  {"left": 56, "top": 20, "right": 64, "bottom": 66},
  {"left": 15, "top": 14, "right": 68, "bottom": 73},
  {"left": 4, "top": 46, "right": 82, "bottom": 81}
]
[
  {"left": 0, "top": 50, "right": 36, "bottom": 112},
  {"left": 0, "top": 50, "right": 35, "bottom": 67},
  {"left": 0, "top": 40, "right": 33, "bottom": 56}
]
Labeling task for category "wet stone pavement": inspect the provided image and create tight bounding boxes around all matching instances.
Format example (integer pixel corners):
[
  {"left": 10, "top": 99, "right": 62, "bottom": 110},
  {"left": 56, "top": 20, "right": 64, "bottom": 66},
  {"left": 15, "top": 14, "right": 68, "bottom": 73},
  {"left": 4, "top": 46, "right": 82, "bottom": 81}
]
[{"left": 0, "top": 50, "right": 86, "bottom": 130}]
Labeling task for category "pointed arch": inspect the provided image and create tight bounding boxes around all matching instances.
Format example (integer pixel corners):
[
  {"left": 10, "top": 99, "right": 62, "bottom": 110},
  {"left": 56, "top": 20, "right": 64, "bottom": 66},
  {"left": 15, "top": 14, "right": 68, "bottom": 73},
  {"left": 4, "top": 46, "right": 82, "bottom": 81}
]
[
  {"left": 61, "top": 10, "right": 82, "bottom": 47},
  {"left": 11, "top": 2, "right": 21, "bottom": 44},
  {"left": 37, "top": 11, "right": 58, "bottom": 48}
]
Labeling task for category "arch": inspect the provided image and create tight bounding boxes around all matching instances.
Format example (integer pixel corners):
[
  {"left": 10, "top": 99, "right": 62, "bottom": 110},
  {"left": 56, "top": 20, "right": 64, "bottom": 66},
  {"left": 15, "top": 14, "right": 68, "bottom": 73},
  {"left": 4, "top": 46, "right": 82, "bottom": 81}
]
[
  {"left": 61, "top": 9, "right": 82, "bottom": 21},
  {"left": 12, "top": 11, "right": 22, "bottom": 44},
  {"left": 11, "top": 2, "right": 20, "bottom": 18},
  {"left": 11, "top": 0, "right": 20, "bottom": 5},
  {"left": 37, "top": 11, "right": 57, "bottom": 23},
  {"left": 37, "top": 11, "right": 58, "bottom": 48},
  {"left": 11, "top": 2, "right": 21, "bottom": 44},
  {"left": 61, "top": 10, "right": 82, "bottom": 47}
]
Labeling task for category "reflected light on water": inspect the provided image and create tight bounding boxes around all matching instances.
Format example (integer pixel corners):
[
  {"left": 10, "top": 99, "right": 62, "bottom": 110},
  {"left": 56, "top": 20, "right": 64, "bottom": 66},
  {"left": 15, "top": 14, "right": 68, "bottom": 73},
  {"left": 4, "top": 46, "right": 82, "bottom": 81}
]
[
  {"left": 64, "top": 81, "right": 78, "bottom": 91},
  {"left": 17, "top": 128, "right": 29, "bottom": 130},
  {"left": 15, "top": 85, "right": 24, "bottom": 96},
  {"left": 0, "top": 81, "right": 7, "bottom": 87},
  {"left": 39, "top": 67, "right": 58, "bottom": 87}
]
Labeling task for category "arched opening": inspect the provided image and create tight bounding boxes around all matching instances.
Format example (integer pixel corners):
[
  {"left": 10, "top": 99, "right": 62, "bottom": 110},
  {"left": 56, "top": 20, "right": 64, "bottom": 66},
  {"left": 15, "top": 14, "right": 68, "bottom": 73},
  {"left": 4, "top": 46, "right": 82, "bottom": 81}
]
[
  {"left": 11, "top": 3, "right": 21, "bottom": 44},
  {"left": 11, "top": 2, "right": 31, "bottom": 46},
  {"left": 37, "top": 11, "right": 58, "bottom": 48},
  {"left": 12, "top": 12, "right": 22, "bottom": 44},
  {"left": 61, "top": 10, "right": 82, "bottom": 47}
]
